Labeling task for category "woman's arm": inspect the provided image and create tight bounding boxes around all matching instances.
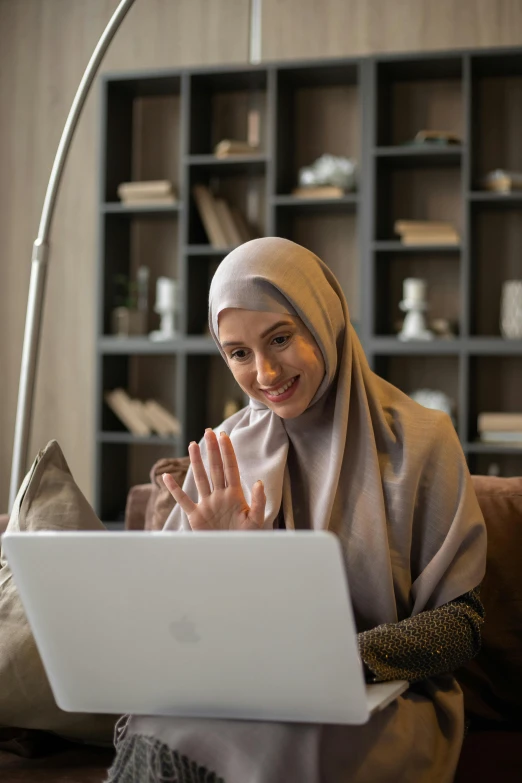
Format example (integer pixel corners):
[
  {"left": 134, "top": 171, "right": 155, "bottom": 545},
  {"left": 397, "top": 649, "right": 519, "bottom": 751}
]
[{"left": 358, "top": 587, "right": 484, "bottom": 684}]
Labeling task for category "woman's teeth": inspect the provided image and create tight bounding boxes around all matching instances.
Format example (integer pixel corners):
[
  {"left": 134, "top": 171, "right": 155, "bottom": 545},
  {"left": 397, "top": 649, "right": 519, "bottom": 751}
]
[{"left": 267, "top": 377, "right": 296, "bottom": 396}]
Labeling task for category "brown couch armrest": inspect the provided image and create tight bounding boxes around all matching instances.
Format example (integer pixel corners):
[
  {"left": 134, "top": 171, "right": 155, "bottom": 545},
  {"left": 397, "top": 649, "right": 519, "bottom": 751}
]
[{"left": 124, "top": 484, "right": 153, "bottom": 530}]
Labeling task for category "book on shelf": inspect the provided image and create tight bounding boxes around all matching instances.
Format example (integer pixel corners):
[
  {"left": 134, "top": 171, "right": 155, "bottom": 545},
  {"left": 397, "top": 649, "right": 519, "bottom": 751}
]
[
  {"left": 479, "top": 431, "right": 522, "bottom": 444},
  {"left": 192, "top": 185, "right": 230, "bottom": 248},
  {"left": 394, "top": 219, "right": 460, "bottom": 246},
  {"left": 291, "top": 186, "right": 345, "bottom": 199},
  {"left": 482, "top": 169, "right": 522, "bottom": 193},
  {"left": 401, "top": 233, "right": 459, "bottom": 246},
  {"left": 230, "top": 206, "right": 255, "bottom": 243},
  {"left": 192, "top": 185, "right": 254, "bottom": 248},
  {"left": 214, "top": 198, "right": 244, "bottom": 247},
  {"left": 105, "top": 389, "right": 181, "bottom": 437},
  {"left": 117, "top": 180, "right": 177, "bottom": 205},
  {"left": 477, "top": 412, "right": 522, "bottom": 433},
  {"left": 143, "top": 400, "right": 181, "bottom": 436},
  {"left": 214, "top": 139, "right": 259, "bottom": 159},
  {"left": 105, "top": 389, "right": 150, "bottom": 436},
  {"left": 247, "top": 109, "right": 261, "bottom": 148},
  {"left": 412, "top": 130, "right": 462, "bottom": 145}
]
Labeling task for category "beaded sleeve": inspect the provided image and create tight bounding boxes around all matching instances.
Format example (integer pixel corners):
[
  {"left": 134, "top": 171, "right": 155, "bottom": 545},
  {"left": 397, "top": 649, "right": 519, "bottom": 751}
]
[{"left": 358, "top": 587, "right": 484, "bottom": 684}]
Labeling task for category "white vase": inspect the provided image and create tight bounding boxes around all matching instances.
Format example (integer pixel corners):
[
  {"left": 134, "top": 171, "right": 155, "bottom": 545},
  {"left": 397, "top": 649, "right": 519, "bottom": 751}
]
[{"left": 500, "top": 280, "right": 522, "bottom": 339}]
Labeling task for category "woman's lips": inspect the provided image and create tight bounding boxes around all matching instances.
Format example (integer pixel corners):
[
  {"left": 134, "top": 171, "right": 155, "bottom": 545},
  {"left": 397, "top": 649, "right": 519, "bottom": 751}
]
[{"left": 261, "top": 375, "right": 300, "bottom": 403}]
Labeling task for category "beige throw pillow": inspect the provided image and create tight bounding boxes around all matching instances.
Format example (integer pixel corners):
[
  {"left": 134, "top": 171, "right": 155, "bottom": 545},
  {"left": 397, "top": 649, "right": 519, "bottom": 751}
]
[{"left": 0, "top": 440, "right": 117, "bottom": 742}]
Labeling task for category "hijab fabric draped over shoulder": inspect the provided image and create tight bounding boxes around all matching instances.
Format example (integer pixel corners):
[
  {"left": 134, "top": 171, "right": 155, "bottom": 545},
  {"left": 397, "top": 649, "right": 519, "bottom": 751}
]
[{"left": 165, "top": 237, "right": 486, "bottom": 631}]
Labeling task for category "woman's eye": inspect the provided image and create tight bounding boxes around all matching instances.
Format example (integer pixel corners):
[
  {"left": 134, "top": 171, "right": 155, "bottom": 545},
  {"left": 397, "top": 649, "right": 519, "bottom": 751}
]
[
  {"left": 231, "top": 349, "right": 248, "bottom": 361},
  {"left": 272, "top": 334, "right": 289, "bottom": 346}
]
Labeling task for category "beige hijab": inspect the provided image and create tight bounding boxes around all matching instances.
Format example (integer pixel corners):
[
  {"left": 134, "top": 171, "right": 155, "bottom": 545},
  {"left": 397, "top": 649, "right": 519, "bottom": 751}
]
[{"left": 165, "top": 237, "right": 486, "bottom": 631}]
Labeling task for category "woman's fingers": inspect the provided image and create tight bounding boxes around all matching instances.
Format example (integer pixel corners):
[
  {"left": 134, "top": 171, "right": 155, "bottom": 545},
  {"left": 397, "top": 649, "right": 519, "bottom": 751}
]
[
  {"left": 188, "top": 441, "right": 211, "bottom": 499},
  {"left": 249, "top": 480, "right": 266, "bottom": 528},
  {"left": 162, "top": 473, "right": 197, "bottom": 517},
  {"left": 219, "top": 432, "right": 242, "bottom": 488},
  {"left": 205, "top": 429, "right": 226, "bottom": 490}
]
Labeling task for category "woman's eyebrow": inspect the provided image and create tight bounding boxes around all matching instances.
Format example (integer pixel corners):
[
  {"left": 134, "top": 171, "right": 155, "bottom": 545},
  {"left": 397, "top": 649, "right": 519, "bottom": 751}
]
[{"left": 221, "top": 320, "right": 294, "bottom": 348}]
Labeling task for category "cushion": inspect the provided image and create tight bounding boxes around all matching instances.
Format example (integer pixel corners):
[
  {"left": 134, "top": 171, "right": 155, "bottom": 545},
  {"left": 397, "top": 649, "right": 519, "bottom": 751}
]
[
  {"left": 456, "top": 475, "right": 522, "bottom": 723},
  {"left": 143, "top": 456, "right": 190, "bottom": 531},
  {"left": 0, "top": 440, "right": 117, "bottom": 742}
]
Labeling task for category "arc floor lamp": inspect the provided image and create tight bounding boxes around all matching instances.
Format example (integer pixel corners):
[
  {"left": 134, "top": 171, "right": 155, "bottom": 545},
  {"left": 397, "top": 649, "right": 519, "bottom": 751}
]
[{"left": 8, "top": 0, "right": 137, "bottom": 510}]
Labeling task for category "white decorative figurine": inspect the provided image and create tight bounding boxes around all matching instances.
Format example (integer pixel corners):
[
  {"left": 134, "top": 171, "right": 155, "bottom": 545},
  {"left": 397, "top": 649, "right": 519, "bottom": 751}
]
[
  {"left": 398, "top": 278, "right": 433, "bottom": 341},
  {"left": 149, "top": 277, "right": 178, "bottom": 341}
]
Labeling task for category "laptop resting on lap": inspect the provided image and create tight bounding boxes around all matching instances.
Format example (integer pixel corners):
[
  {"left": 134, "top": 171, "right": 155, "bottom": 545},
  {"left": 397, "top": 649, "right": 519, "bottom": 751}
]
[{"left": 2, "top": 530, "right": 407, "bottom": 725}]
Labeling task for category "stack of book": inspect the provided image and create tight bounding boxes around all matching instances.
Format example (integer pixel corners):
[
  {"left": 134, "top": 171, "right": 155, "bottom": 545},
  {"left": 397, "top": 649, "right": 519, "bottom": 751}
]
[
  {"left": 193, "top": 185, "right": 255, "bottom": 249},
  {"left": 394, "top": 220, "right": 460, "bottom": 246},
  {"left": 482, "top": 169, "right": 522, "bottom": 193},
  {"left": 105, "top": 389, "right": 181, "bottom": 437},
  {"left": 214, "top": 140, "right": 259, "bottom": 159},
  {"left": 291, "top": 185, "right": 345, "bottom": 199},
  {"left": 213, "top": 109, "right": 261, "bottom": 159},
  {"left": 117, "top": 180, "right": 177, "bottom": 206},
  {"left": 477, "top": 412, "right": 522, "bottom": 445}
]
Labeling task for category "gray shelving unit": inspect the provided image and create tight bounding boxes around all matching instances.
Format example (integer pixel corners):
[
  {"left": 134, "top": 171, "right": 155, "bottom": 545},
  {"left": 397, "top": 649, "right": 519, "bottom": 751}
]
[{"left": 95, "top": 49, "right": 522, "bottom": 523}]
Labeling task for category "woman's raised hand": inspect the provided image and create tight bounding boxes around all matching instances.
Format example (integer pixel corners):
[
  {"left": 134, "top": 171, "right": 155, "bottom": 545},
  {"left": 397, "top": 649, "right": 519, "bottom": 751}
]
[{"left": 162, "top": 429, "right": 266, "bottom": 531}]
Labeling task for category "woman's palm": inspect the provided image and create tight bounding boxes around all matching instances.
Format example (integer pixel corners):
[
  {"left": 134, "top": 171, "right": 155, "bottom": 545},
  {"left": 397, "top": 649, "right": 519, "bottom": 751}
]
[{"left": 162, "top": 430, "right": 265, "bottom": 531}]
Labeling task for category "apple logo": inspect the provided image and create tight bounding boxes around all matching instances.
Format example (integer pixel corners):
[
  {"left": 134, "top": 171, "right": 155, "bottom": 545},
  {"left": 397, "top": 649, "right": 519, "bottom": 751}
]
[{"left": 169, "top": 615, "right": 201, "bottom": 644}]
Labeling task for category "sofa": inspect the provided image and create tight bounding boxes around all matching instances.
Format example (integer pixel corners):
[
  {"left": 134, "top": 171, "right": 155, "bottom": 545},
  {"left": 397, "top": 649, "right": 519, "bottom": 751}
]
[{"left": 0, "top": 462, "right": 520, "bottom": 782}]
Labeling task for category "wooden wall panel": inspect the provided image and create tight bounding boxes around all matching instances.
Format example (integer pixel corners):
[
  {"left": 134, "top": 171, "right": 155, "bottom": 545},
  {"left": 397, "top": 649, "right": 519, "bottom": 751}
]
[
  {"left": 0, "top": 0, "right": 249, "bottom": 511},
  {"left": 262, "top": 0, "right": 522, "bottom": 60},
  {"left": 2, "top": 0, "right": 522, "bottom": 511}
]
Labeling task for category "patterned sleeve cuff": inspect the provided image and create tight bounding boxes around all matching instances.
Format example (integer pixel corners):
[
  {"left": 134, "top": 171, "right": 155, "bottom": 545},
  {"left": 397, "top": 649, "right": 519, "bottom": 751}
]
[{"left": 358, "top": 587, "right": 484, "bottom": 684}]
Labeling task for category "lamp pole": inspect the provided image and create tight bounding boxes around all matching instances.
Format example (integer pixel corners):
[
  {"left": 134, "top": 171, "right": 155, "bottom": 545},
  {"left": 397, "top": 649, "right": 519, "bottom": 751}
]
[{"left": 8, "top": 0, "right": 137, "bottom": 510}]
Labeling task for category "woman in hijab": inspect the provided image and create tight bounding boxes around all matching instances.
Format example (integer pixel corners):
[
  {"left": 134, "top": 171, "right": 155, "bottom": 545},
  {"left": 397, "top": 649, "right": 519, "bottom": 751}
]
[{"left": 107, "top": 237, "right": 486, "bottom": 783}]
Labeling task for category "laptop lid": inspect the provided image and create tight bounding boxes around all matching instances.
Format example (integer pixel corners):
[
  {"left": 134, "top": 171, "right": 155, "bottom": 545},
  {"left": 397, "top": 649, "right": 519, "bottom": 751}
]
[{"left": 2, "top": 530, "right": 402, "bottom": 725}]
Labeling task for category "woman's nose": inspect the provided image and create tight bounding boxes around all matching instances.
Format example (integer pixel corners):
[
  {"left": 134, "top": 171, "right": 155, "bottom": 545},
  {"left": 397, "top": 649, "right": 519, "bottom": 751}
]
[{"left": 256, "top": 354, "right": 281, "bottom": 386}]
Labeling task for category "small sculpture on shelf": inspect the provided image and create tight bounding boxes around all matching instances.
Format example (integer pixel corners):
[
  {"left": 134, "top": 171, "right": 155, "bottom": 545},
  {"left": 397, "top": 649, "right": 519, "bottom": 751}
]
[
  {"left": 397, "top": 278, "right": 433, "bottom": 341},
  {"left": 293, "top": 154, "right": 357, "bottom": 198},
  {"left": 149, "top": 277, "right": 179, "bottom": 342}
]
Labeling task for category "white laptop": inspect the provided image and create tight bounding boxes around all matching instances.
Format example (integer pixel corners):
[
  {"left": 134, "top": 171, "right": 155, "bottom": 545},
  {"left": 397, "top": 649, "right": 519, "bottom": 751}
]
[{"left": 1, "top": 530, "right": 407, "bottom": 724}]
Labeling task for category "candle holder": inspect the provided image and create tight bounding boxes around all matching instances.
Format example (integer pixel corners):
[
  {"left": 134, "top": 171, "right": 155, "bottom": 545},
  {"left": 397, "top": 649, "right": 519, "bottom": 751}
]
[
  {"left": 398, "top": 278, "right": 434, "bottom": 341},
  {"left": 149, "top": 277, "right": 179, "bottom": 342}
]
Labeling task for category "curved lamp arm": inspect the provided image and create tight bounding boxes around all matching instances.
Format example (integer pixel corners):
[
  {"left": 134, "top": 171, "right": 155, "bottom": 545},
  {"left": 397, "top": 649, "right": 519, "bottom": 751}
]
[{"left": 9, "top": 0, "right": 137, "bottom": 510}]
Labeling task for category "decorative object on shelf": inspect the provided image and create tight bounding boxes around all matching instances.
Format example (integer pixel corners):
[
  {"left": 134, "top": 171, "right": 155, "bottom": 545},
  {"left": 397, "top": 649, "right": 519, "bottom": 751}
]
[
  {"left": 394, "top": 220, "right": 459, "bottom": 246},
  {"left": 477, "top": 412, "right": 522, "bottom": 444},
  {"left": 430, "top": 318, "right": 457, "bottom": 340},
  {"left": 105, "top": 388, "right": 181, "bottom": 437},
  {"left": 500, "top": 280, "right": 522, "bottom": 339},
  {"left": 406, "top": 130, "right": 461, "bottom": 146},
  {"left": 192, "top": 185, "right": 254, "bottom": 248},
  {"left": 136, "top": 265, "right": 150, "bottom": 325},
  {"left": 291, "top": 185, "right": 345, "bottom": 199},
  {"left": 482, "top": 169, "right": 522, "bottom": 193},
  {"left": 111, "top": 272, "right": 146, "bottom": 337},
  {"left": 409, "top": 388, "right": 456, "bottom": 424},
  {"left": 111, "top": 307, "right": 145, "bottom": 337},
  {"left": 297, "top": 154, "right": 357, "bottom": 192},
  {"left": 398, "top": 278, "right": 434, "bottom": 341},
  {"left": 223, "top": 399, "right": 243, "bottom": 419},
  {"left": 149, "top": 277, "right": 179, "bottom": 342},
  {"left": 117, "top": 179, "right": 177, "bottom": 205}
]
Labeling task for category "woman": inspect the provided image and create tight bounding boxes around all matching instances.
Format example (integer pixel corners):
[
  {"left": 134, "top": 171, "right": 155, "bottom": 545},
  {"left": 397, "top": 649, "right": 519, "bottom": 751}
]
[{"left": 107, "top": 237, "right": 486, "bottom": 783}]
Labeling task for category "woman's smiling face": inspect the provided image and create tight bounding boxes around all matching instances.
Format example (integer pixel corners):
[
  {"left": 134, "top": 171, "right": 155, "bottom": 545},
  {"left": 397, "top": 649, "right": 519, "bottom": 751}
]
[{"left": 218, "top": 308, "right": 325, "bottom": 419}]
